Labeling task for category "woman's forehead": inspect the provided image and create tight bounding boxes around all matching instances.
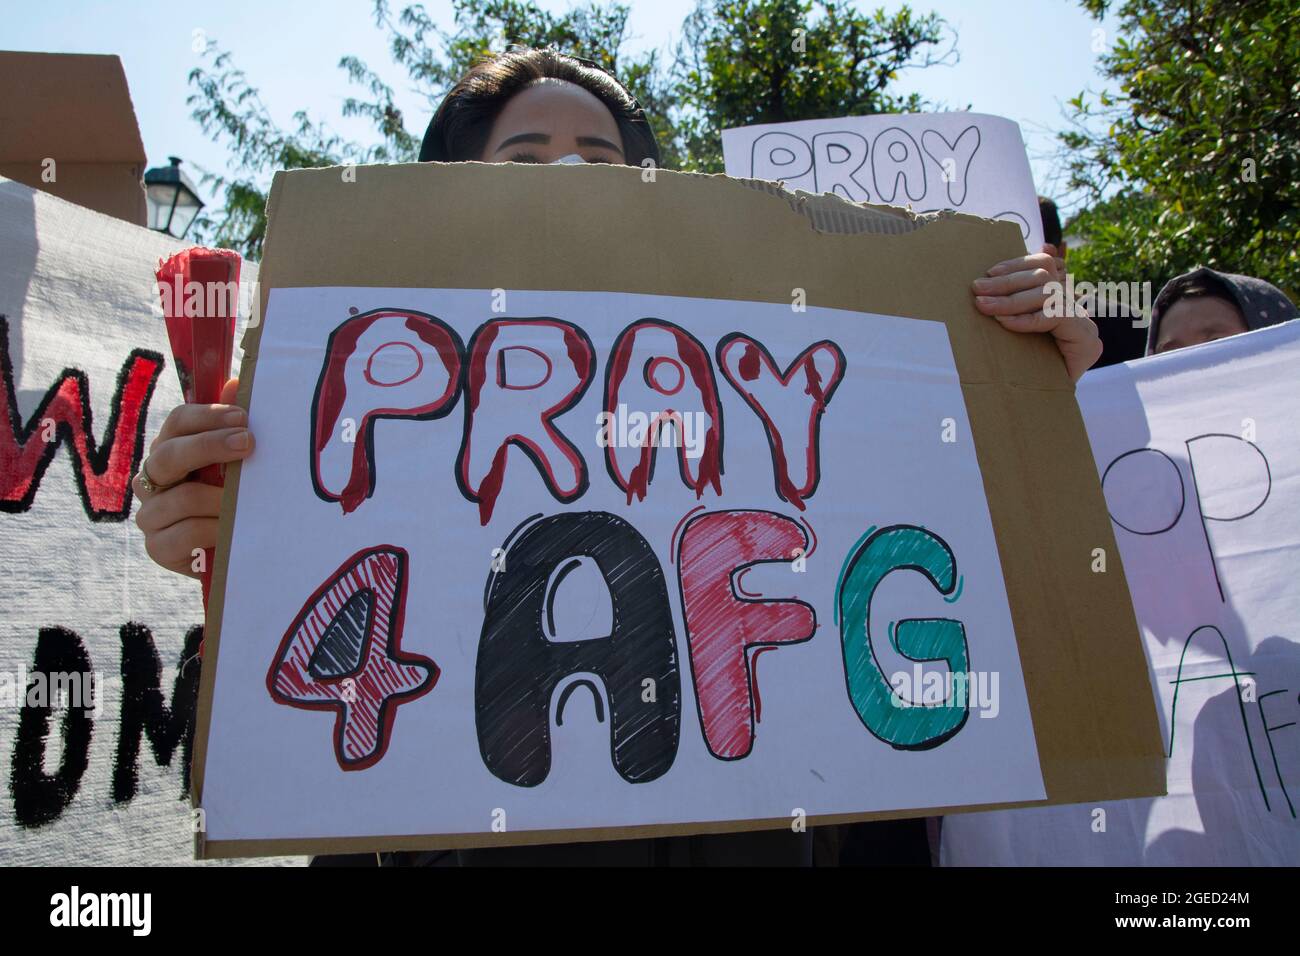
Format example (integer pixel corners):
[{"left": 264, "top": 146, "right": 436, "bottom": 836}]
[
  {"left": 493, "top": 79, "right": 619, "bottom": 134},
  {"left": 1163, "top": 295, "right": 1245, "bottom": 329}
]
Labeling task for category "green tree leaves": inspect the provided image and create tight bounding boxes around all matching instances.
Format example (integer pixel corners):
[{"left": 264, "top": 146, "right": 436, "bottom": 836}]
[
  {"left": 1064, "top": 0, "right": 1299, "bottom": 296},
  {"left": 185, "top": 0, "right": 946, "bottom": 256},
  {"left": 675, "top": 0, "right": 949, "bottom": 172}
]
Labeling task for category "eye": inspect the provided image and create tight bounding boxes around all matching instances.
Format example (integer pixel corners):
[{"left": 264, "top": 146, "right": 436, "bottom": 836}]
[
  {"left": 584, "top": 157, "right": 615, "bottom": 165},
  {"left": 508, "top": 152, "right": 544, "bottom": 164}
]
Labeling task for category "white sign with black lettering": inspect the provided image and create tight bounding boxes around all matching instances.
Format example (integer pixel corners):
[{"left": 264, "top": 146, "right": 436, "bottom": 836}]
[
  {"left": 722, "top": 112, "right": 1043, "bottom": 252},
  {"left": 943, "top": 321, "right": 1300, "bottom": 865}
]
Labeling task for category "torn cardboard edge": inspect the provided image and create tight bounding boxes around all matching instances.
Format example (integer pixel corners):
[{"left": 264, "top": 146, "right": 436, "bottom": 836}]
[
  {"left": 234, "top": 164, "right": 1001, "bottom": 368},
  {"left": 192, "top": 161, "right": 1164, "bottom": 858},
  {"left": 738, "top": 176, "right": 933, "bottom": 235}
]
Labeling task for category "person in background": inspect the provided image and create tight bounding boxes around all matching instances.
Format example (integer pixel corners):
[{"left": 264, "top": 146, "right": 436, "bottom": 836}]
[
  {"left": 1147, "top": 266, "right": 1298, "bottom": 355},
  {"left": 1038, "top": 195, "right": 1147, "bottom": 367},
  {"left": 1038, "top": 195, "right": 1067, "bottom": 261}
]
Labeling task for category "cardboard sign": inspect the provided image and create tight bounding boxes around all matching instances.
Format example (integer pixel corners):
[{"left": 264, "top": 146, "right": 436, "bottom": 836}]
[
  {"left": 0, "top": 178, "right": 292, "bottom": 865},
  {"left": 722, "top": 113, "right": 1044, "bottom": 252},
  {"left": 0, "top": 53, "right": 148, "bottom": 227},
  {"left": 943, "top": 320, "right": 1300, "bottom": 865},
  {"left": 192, "top": 163, "right": 1163, "bottom": 857}
]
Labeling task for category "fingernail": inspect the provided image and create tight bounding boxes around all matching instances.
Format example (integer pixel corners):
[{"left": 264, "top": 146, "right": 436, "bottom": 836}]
[
  {"left": 976, "top": 296, "right": 994, "bottom": 307},
  {"left": 972, "top": 278, "right": 992, "bottom": 292},
  {"left": 226, "top": 430, "right": 251, "bottom": 451},
  {"left": 224, "top": 409, "right": 246, "bottom": 427}
]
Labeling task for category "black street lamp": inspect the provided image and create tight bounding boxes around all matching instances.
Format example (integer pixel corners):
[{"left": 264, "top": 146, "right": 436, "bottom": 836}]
[{"left": 144, "top": 156, "right": 204, "bottom": 239}]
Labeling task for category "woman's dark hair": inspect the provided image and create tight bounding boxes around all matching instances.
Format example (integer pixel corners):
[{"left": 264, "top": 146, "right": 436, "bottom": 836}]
[
  {"left": 1037, "top": 196, "right": 1062, "bottom": 248},
  {"left": 419, "top": 47, "right": 660, "bottom": 166}
]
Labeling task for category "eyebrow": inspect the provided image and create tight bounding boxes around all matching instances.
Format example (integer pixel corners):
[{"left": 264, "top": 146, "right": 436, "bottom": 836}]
[
  {"left": 494, "top": 133, "right": 550, "bottom": 152},
  {"left": 575, "top": 135, "right": 622, "bottom": 153},
  {"left": 493, "top": 132, "right": 623, "bottom": 154}
]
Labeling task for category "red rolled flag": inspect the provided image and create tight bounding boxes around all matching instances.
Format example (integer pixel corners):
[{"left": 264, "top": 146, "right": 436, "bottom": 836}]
[{"left": 154, "top": 247, "right": 242, "bottom": 611}]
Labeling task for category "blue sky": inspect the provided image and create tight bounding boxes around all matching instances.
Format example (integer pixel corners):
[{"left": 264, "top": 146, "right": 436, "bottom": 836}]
[{"left": 6, "top": 1, "right": 1119, "bottom": 214}]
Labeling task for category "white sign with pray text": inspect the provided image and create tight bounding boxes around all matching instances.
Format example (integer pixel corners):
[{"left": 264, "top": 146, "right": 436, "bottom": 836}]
[
  {"left": 723, "top": 112, "right": 1043, "bottom": 252},
  {"left": 201, "top": 287, "right": 1045, "bottom": 845}
]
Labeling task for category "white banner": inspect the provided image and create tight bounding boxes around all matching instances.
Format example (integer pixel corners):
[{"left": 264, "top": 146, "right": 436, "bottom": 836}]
[
  {"left": 0, "top": 178, "right": 292, "bottom": 865},
  {"left": 943, "top": 321, "right": 1300, "bottom": 865}
]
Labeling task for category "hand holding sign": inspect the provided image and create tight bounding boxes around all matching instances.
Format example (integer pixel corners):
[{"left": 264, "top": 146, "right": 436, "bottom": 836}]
[{"left": 133, "top": 378, "right": 251, "bottom": 577}]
